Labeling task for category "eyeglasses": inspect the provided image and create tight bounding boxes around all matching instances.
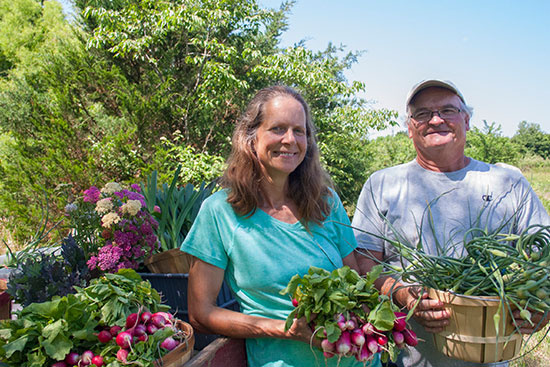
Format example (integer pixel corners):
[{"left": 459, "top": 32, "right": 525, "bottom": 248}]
[{"left": 410, "top": 106, "right": 462, "bottom": 124}]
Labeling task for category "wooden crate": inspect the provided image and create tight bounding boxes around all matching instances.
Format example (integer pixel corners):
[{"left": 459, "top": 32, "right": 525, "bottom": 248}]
[
  {"left": 185, "top": 338, "right": 246, "bottom": 367},
  {"left": 0, "top": 279, "right": 11, "bottom": 320}
]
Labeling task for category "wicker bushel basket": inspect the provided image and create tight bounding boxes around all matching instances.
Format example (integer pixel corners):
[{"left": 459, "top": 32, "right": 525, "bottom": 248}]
[
  {"left": 154, "top": 320, "right": 195, "bottom": 367},
  {"left": 428, "top": 288, "right": 522, "bottom": 363},
  {"left": 145, "top": 248, "right": 193, "bottom": 274}
]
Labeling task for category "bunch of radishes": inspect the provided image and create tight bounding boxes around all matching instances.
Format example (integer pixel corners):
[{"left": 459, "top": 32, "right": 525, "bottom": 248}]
[
  {"left": 51, "top": 311, "right": 183, "bottom": 367},
  {"left": 282, "top": 265, "right": 420, "bottom": 365},
  {"left": 100, "top": 311, "right": 182, "bottom": 363},
  {"left": 321, "top": 311, "right": 418, "bottom": 363}
]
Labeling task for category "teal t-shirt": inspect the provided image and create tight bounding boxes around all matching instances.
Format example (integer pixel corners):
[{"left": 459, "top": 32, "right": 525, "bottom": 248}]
[{"left": 182, "top": 189, "right": 379, "bottom": 367}]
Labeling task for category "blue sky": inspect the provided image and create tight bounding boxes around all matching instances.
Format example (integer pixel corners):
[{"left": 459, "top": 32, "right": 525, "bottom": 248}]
[{"left": 260, "top": 0, "right": 550, "bottom": 137}]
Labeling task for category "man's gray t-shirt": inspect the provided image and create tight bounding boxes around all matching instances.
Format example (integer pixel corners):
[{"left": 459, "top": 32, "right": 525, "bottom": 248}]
[{"left": 351, "top": 158, "right": 550, "bottom": 367}]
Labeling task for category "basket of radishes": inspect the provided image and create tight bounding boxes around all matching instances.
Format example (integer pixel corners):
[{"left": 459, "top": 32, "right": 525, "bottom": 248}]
[
  {"left": 281, "top": 265, "right": 418, "bottom": 365},
  {"left": 0, "top": 269, "right": 194, "bottom": 367},
  {"left": 48, "top": 310, "right": 193, "bottom": 367}
]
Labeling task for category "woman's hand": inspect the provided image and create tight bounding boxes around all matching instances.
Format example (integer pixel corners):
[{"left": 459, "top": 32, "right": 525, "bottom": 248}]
[{"left": 285, "top": 315, "right": 321, "bottom": 348}]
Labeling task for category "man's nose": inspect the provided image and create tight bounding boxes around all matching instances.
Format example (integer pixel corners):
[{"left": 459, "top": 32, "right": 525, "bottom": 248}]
[{"left": 428, "top": 113, "right": 445, "bottom": 125}]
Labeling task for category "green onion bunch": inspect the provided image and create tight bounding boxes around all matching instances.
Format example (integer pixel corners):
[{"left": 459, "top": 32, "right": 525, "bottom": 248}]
[{"left": 380, "top": 224, "right": 550, "bottom": 323}]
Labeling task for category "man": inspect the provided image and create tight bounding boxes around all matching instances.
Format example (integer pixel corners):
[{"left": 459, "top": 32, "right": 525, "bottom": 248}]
[{"left": 351, "top": 79, "right": 550, "bottom": 367}]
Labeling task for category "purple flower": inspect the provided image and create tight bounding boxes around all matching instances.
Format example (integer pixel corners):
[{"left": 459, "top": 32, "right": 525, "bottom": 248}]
[
  {"left": 97, "top": 244, "right": 124, "bottom": 272},
  {"left": 83, "top": 186, "right": 101, "bottom": 203},
  {"left": 87, "top": 256, "right": 99, "bottom": 270},
  {"left": 130, "top": 184, "right": 141, "bottom": 192}
]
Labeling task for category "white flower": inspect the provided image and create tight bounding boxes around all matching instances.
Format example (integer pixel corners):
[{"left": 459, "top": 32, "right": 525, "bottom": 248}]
[
  {"left": 121, "top": 200, "right": 142, "bottom": 216},
  {"left": 64, "top": 203, "right": 78, "bottom": 214},
  {"left": 95, "top": 198, "right": 113, "bottom": 214},
  {"left": 101, "top": 182, "right": 122, "bottom": 195},
  {"left": 101, "top": 212, "right": 121, "bottom": 228}
]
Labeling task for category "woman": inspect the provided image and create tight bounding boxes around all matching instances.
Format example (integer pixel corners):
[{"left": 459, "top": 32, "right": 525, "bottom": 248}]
[{"left": 181, "top": 86, "right": 377, "bottom": 367}]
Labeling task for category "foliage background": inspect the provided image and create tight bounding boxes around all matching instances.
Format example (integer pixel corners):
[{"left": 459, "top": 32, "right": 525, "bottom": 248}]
[{"left": 0, "top": 0, "right": 549, "bottom": 243}]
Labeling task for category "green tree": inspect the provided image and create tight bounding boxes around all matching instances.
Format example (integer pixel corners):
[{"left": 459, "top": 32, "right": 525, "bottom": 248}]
[
  {"left": 465, "top": 121, "right": 521, "bottom": 164},
  {"left": 365, "top": 131, "right": 416, "bottom": 174},
  {"left": 74, "top": 0, "right": 398, "bottom": 205},
  {"left": 511, "top": 121, "right": 550, "bottom": 159}
]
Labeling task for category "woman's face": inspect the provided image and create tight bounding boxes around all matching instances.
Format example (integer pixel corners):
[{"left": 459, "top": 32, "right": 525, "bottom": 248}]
[{"left": 254, "top": 95, "right": 307, "bottom": 182}]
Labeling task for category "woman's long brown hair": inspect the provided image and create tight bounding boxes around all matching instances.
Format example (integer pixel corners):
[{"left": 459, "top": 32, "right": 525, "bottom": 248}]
[{"left": 220, "top": 85, "right": 333, "bottom": 228}]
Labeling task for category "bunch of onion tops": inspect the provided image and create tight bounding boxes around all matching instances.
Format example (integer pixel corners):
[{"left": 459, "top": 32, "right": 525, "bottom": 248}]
[{"left": 365, "top": 222, "right": 550, "bottom": 338}]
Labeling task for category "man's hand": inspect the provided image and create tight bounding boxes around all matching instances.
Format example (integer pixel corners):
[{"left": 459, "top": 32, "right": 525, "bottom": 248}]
[
  {"left": 512, "top": 309, "right": 550, "bottom": 334},
  {"left": 406, "top": 287, "right": 450, "bottom": 333}
]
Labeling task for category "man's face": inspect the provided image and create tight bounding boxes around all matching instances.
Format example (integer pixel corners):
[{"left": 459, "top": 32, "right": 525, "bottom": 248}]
[{"left": 408, "top": 87, "right": 469, "bottom": 163}]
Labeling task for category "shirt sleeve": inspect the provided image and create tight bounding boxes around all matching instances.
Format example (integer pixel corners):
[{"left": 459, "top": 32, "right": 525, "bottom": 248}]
[
  {"left": 351, "top": 177, "right": 387, "bottom": 253},
  {"left": 180, "top": 193, "right": 230, "bottom": 270},
  {"left": 513, "top": 175, "right": 550, "bottom": 230}
]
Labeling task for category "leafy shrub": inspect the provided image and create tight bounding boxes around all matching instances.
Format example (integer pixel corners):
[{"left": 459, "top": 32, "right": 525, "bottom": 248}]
[
  {"left": 7, "top": 235, "right": 90, "bottom": 307},
  {"left": 141, "top": 166, "right": 217, "bottom": 251},
  {"left": 465, "top": 121, "right": 521, "bottom": 164}
]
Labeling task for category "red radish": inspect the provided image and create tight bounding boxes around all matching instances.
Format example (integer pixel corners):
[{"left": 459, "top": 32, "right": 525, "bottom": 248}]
[
  {"left": 366, "top": 335, "right": 378, "bottom": 354},
  {"left": 292, "top": 298, "right": 299, "bottom": 307},
  {"left": 116, "top": 348, "right": 129, "bottom": 363},
  {"left": 403, "top": 329, "right": 418, "bottom": 346},
  {"left": 65, "top": 352, "right": 80, "bottom": 365},
  {"left": 125, "top": 313, "right": 139, "bottom": 329},
  {"left": 345, "top": 318, "right": 357, "bottom": 330},
  {"left": 335, "top": 331, "right": 352, "bottom": 355},
  {"left": 356, "top": 344, "right": 372, "bottom": 362},
  {"left": 151, "top": 314, "right": 167, "bottom": 328},
  {"left": 97, "top": 330, "right": 112, "bottom": 343},
  {"left": 133, "top": 324, "right": 147, "bottom": 337},
  {"left": 110, "top": 325, "right": 122, "bottom": 336},
  {"left": 392, "top": 330, "right": 405, "bottom": 345},
  {"left": 323, "top": 351, "right": 335, "bottom": 359},
  {"left": 146, "top": 323, "right": 159, "bottom": 335},
  {"left": 334, "top": 314, "right": 347, "bottom": 331},
  {"left": 91, "top": 355, "right": 104, "bottom": 367},
  {"left": 116, "top": 331, "right": 133, "bottom": 349},
  {"left": 138, "top": 334, "right": 149, "bottom": 342},
  {"left": 140, "top": 311, "right": 152, "bottom": 324},
  {"left": 156, "top": 311, "right": 174, "bottom": 321},
  {"left": 160, "top": 336, "right": 180, "bottom": 351},
  {"left": 52, "top": 362, "right": 68, "bottom": 367},
  {"left": 80, "top": 350, "right": 94, "bottom": 366},
  {"left": 321, "top": 339, "right": 335, "bottom": 353},
  {"left": 361, "top": 322, "right": 374, "bottom": 335},
  {"left": 393, "top": 312, "right": 407, "bottom": 332},
  {"left": 377, "top": 334, "right": 388, "bottom": 346},
  {"left": 350, "top": 329, "right": 365, "bottom": 346}
]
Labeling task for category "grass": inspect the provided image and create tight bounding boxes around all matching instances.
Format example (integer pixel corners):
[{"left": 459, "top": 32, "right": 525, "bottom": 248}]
[{"left": 509, "top": 158, "right": 550, "bottom": 367}]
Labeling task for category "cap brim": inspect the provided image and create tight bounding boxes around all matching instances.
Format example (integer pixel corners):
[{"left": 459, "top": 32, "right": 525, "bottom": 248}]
[{"left": 406, "top": 79, "right": 465, "bottom": 108}]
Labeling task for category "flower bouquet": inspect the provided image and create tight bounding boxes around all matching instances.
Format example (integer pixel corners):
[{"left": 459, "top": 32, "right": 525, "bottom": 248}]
[{"left": 66, "top": 182, "right": 160, "bottom": 273}]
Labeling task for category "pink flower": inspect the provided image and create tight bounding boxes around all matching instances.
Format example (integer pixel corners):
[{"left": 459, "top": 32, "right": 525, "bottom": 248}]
[
  {"left": 83, "top": 186, "right": 101, "bottom": 203},
  {"left": 96, "top": 244, "right": 124, "bottom": 272}
]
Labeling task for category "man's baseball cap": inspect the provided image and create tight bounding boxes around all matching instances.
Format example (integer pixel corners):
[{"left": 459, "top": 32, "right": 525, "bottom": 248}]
[{"left": 406, "top": 79, "right": 466, "bottom": 108}]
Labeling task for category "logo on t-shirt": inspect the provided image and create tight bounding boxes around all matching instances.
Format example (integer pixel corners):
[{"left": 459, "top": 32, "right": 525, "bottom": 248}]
[{"left": 482, "top": 193, "right": 493, "bottom": 202}]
